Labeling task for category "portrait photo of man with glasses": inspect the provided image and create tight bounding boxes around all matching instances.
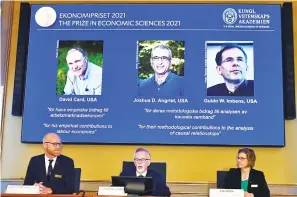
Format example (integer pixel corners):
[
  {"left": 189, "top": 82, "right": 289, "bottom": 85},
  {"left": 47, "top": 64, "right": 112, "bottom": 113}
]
[
  {"left": 206, "top": 42, "right": 254, "bottom": 96},
  {"left": 137, "top": 41, "right": 185, "bottom": 97}
]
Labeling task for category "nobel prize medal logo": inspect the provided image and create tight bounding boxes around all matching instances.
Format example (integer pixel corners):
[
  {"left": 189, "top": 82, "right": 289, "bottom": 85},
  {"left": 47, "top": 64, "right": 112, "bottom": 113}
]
[{"left": 35, "top": 7, "right": 57, "bottom": 27}]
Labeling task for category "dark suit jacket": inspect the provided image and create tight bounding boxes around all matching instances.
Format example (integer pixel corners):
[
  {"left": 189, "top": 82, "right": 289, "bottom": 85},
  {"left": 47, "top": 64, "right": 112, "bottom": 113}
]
[
  {"left": 207, "top": 80, "right": 254, "bottom": 96},
  {"left": 223, "top": 168, "right": 270, "bottom": 197},
  {"left": 120, "top": 167, "right": 171, "bottom": 196},
  {"left": 24, "top": 154, "right": 75, "bottom": 194}
]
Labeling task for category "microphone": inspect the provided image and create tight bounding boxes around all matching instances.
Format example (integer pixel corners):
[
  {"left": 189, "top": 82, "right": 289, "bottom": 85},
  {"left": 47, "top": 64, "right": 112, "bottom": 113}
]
[{"left": 76, "top": 190, "right": 85, "bottom": 197}]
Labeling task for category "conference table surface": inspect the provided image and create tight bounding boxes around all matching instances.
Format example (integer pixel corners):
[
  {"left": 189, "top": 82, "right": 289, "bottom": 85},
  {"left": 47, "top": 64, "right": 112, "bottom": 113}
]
[
  {"left": 1, "top": 195, "right": 104, "bottom": 197},
  {"left": 0, "top": 195, "right": 156, "bottom": 197},
  {"left": 1, "top": 194, "right": 297, "bottom": 197}
]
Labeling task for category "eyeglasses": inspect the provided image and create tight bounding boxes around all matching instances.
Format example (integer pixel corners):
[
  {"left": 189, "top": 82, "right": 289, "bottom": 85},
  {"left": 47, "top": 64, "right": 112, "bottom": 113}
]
[
  {"left": 44, "top": 142, "right": 62, "bottom": 147},
  {"left": 134, "top": 158, "right": 150, "bottom": 163},
  {"left": 222, "top": 57, "right": 245, "bottom": 64},
  {"left": 236, "top": 157, "right": 247, "bottom": 161},
  {"left": 151, "top": 56, "right": 171, "bottom": 62}
]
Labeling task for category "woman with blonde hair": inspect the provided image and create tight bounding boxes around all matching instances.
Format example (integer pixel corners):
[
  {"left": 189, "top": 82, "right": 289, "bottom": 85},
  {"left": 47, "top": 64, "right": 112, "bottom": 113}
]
[{"left": 224, "top": 148, "right": 270, "bottom": 197}]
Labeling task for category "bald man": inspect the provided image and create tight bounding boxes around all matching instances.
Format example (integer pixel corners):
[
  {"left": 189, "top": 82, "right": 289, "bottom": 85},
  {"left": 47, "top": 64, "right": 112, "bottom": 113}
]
[
  {"left": 24, "top": 133, "right": 75, "bottom": 194},
  {"left": 63, "top": 47, "right": 103, "bottom": 95}
]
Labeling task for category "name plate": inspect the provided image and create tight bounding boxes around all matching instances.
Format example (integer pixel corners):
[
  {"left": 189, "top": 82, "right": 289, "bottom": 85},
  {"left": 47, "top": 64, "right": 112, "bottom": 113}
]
[
  {"left": 209, "top": 189, "right": 244, "bottom": 197},
  {"left": 98, "top": 186, "right": 127, "bottom": 196},
  {"left": 6, "top": 185, "right": 40, "bottom": 194}
]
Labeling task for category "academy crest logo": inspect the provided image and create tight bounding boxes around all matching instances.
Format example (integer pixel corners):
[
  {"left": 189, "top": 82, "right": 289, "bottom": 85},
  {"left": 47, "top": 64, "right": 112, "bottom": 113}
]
[{"left": 222, "top": 8, "right": 237, "bottom": 25}]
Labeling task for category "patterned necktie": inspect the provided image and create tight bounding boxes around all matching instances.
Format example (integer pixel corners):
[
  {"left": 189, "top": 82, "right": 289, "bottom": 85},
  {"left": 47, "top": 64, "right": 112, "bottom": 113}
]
[{"left": 47, "top": 159, "right": 53, "bottom": 180}]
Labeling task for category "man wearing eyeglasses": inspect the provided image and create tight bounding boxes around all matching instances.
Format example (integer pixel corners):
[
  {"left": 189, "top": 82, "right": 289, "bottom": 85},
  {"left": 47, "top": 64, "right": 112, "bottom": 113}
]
[
  {"left": 207, "top": 43, "right": 254, "bottom": 96},
  {"left": 120, "top": 148, "right": 171, "bottom": 196},
  {"left": 24, "top": 133, "right": 75, "bottom": 194},
  {"left": 138, "top": 45, "right": 184, "bottom": 96}
]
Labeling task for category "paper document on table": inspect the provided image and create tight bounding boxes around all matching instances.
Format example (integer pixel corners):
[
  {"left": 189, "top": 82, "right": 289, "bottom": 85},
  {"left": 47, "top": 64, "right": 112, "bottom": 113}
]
[
  {"left": 5, "top": 185, "right": 40, "bottom": 194},
  {"left": 98, "top": 186, "right": 127, "bottom": 196},
  {"left": 209, "top": 189, "right": 244, "bottom": 197}
]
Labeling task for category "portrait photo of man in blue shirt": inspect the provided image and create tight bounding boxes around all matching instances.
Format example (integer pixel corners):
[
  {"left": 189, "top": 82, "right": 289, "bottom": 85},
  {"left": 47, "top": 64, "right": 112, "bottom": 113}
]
[
  {"left": 63, "top": 48, "right": 103, "bottom": 95},
  {"left": 138, "top": 44, "right": 184, "bottom": 97},
  {"left": 207, "top": 43, "right": 254, "bottom": 96}
]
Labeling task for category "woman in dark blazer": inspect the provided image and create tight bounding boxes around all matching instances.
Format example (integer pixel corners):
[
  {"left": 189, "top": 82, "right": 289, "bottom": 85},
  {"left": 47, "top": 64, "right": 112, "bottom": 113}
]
[{"left": 224, "top": 148, "right": 270, "bottom": 197}]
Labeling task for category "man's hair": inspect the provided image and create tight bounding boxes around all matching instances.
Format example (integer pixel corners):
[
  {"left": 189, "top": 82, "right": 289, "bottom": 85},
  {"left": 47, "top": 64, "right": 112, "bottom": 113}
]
[
  {"left": 134, "top": 148, "right": 151, "bottom": 159},
  {"left": 42, "top": 133, "right": 61, "bottom": 143},
  {"left": 66, "top": 47, "right": 88, "bottom": 62},
  {"left": 238, "top": 148, "right": 256, "bottom": 168},
  {"left": 151, "top": 45, "right": 172, "bottom": 59},
  {"left": 215, "top": 43, "right": 247, "bottom": 66}
]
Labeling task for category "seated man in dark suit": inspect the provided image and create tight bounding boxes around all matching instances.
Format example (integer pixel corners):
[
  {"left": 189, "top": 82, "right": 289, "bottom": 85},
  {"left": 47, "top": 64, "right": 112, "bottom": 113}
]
[
  {"left": 24, "top": 133, "right": 75, "bottom": 194},
  {"left": 120, "top": 148, "right": 171, "bottom": 196},
  {"left": 223, "top": 148, "right": 270, "bottom": 197}
]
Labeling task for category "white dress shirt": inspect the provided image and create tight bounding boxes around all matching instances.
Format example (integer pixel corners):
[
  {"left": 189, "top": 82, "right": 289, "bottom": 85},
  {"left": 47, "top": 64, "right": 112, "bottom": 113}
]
[
  {"left": 44, "top": 155, "right": 57, "bottom": 175},
  {"left": 136, "top": 171, "right": 147, "bottom": 177}
]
